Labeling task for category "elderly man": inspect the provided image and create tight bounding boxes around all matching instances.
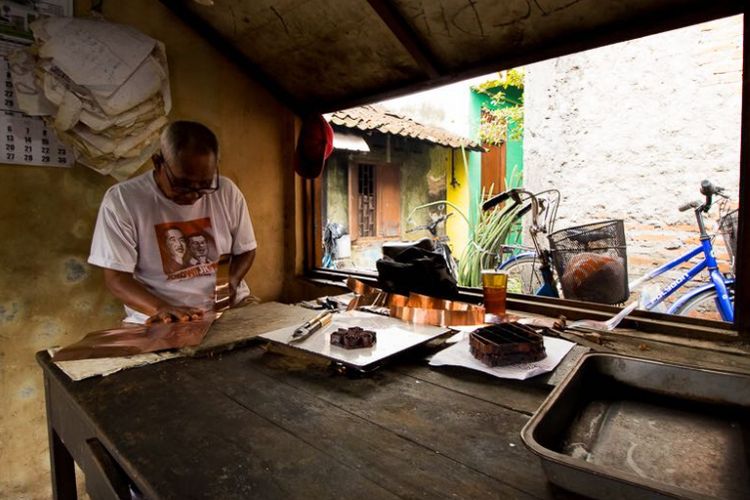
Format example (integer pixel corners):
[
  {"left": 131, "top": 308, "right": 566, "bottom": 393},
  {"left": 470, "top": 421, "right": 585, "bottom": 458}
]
[{"left": 89, "top": 121, "right": 257, "bottom": 324}]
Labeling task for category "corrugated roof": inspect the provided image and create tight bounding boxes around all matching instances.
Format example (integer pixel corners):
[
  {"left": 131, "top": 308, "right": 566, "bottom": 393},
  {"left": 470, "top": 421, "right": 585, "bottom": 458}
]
[{"left": 327, "top": 105, "right": 483, "bottom": 151}]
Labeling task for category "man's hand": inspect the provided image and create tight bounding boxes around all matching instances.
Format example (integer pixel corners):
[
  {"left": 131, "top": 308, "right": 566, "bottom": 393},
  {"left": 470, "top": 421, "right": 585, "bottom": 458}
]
[
  {"left": 146, "top": 306, "right": 204, "bottom": 324},
  {"left": 103, "top": 269, "right": 206, "bottom": 324}
]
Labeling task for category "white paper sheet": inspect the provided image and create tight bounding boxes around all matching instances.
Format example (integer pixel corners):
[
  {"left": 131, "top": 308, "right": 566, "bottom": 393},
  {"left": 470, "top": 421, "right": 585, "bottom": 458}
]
[
  {"left": 7, "top": 49, "right": 56, "bottom": 116},
  {"left": 49, "top": 348, "right": 181, "bottom": 381},
  {"left": 260, "top": 311, "right": 449, "bottom": 368},
  {"left": 429, "top": 335, "right": 575, "bottom": 380},
  {"left": 36, "top": 17, "right": 155, "bottom": 92}
]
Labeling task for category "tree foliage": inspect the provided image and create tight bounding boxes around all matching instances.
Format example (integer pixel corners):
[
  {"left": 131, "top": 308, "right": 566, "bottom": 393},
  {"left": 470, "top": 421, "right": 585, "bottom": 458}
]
[{"left": 473, "top": 68, "right": 525, "bottom": 145}]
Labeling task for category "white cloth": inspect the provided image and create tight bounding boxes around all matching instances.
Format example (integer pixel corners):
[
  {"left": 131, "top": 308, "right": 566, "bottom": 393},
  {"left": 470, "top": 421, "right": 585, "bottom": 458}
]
[{"left": 89, "top": 171, "right": 256, "bottom": 323}]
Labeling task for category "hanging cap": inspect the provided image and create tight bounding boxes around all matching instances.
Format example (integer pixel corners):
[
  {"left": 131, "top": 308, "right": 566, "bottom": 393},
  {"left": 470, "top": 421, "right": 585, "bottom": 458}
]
[{"left": 294, "top": 114, "right": 334, "bottom": 179}]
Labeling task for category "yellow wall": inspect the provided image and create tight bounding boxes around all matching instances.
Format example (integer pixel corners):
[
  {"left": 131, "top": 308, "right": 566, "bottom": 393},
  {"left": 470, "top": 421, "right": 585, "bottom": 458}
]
[
  {"left": 0, "top": 1, "right": 295, "bottom": 497},
  {"left": 445, "top": 149, "right": 471, "bottom": 260}
]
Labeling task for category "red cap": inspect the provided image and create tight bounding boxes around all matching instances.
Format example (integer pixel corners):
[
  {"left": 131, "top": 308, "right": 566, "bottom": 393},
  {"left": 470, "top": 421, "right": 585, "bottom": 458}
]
[{"left": 294, "top": 114, "right": 334, "bottom": 179}]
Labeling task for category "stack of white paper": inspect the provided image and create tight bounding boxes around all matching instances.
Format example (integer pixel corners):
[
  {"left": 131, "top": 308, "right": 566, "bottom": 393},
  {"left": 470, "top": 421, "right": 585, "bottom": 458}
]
[{"left": 10, "top": 17, "right": 171, "bottom": 179}]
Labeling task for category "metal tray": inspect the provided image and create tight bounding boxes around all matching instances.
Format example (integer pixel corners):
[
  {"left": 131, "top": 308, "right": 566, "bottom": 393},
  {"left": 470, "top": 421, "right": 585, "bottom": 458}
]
[{"left": 521, "top": 353, "right": 750, "bottom": 499}]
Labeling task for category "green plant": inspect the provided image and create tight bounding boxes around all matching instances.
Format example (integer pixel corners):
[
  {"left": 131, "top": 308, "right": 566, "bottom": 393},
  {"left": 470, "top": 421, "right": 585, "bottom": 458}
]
[
  {"left": 458, "top": 188, "right": 523, "bottom": 288},
  {"left": 473, "top": 68, "right": 525, "bottom": 145}
]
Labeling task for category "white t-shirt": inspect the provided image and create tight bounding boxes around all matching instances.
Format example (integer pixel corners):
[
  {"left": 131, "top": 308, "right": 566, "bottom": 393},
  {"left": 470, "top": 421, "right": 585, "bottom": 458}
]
[{"left": 89, "top": 171, "right": 257, "bottom": 323}]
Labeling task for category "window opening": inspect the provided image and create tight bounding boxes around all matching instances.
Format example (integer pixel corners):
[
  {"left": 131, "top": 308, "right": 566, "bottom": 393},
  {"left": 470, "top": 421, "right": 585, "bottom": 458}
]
[
  {"left": 316, "top": 14, "right": 744, "bottom": 328},
  {"left": 357, "top": 163, "right": 376, "bottom": 237}
]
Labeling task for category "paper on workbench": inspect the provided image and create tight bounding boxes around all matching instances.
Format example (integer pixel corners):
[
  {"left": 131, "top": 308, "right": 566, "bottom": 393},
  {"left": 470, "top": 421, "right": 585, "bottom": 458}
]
[
  {"left": 49, "top": 348, "right": 181, "bottom": 381},
  {"left": 429, "top": 335, "right": 575, "bottom": 380}
]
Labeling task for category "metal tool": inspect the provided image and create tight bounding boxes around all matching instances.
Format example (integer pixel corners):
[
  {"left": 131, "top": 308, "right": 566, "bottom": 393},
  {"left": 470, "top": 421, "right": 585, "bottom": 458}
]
[{"left": 290, "top": 311, "right": 333, "bottom": 343}]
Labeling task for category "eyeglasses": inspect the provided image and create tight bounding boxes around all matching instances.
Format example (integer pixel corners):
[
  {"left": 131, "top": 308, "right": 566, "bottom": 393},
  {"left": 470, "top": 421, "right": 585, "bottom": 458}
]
[{"left": 159, "top": 155, "right": 220, "bottom": 195}]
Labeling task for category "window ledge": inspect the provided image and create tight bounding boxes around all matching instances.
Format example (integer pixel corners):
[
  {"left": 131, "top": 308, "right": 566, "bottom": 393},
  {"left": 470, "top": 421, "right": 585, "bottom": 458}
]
[{"left": 305, "top": 268, "right": 741, "bottom": 344}]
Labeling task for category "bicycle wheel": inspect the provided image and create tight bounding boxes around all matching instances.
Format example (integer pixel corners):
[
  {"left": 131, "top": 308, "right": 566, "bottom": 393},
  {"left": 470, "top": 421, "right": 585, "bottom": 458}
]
[
  {"left": 673, "top": 283, "right": 734, "bottom": 321},
  {"left": 500, "top": 255, "right": 544, "bottom": 295}
]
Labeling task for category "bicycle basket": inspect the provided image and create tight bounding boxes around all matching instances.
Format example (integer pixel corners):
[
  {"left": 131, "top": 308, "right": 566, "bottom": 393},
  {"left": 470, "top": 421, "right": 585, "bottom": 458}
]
[
  {"left": 548, "top": 220, "right": 629, "bottom": 304},
  {"left": 719, "top": 209, "right": 738, "bottom": 270}
]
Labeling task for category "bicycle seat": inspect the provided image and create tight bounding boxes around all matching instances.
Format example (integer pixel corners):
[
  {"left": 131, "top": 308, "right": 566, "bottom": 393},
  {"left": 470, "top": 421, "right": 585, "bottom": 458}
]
[
  {"left": 568, "top": 229, "right": 610, "bottom": 245},
  {"left": 382, "top": 237, "right": 434, "bottom": 259}
]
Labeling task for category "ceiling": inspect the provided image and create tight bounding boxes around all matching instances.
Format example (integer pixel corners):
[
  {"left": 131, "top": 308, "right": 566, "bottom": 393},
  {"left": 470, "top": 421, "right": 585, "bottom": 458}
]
[{"left": 160, "top": 0, "right": 744, "bottom": 113}]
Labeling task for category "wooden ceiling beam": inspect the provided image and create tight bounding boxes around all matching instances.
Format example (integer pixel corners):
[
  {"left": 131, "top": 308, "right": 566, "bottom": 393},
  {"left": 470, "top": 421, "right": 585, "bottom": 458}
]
[
  {"left": 158, "top": 0, "right": 309, "bottom": 115},
  {"left": 320, "top": 0, "right": 744, "bottom": 113},
  {"left": 365, "top": 0, "right": 441, "bottom": 79}
]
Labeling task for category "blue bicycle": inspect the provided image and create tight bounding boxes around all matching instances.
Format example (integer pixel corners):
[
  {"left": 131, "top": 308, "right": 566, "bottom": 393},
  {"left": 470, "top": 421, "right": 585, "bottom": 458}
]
[
  {"left": 487, "top": 181, "right": 735, "bottom": 321},
  {"left": 629, "top": 180, "right": 735, "bottom": 322}
]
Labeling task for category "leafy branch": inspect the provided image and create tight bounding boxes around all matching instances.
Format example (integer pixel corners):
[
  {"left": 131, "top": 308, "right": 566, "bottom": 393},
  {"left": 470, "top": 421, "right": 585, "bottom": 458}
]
[{"left": 473, "top": 68, "right": 525, "bottom": 145}]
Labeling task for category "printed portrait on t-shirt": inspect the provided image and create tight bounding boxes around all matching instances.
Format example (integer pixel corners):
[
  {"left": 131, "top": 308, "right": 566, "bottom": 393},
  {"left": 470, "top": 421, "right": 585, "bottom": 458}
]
[{"left": 154, "top": 218, "right": 218, "bottom": 280}]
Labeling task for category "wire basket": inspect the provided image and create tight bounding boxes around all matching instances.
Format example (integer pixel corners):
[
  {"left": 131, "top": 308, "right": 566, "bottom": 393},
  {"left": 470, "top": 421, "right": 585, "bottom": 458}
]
[
  {"left": 548, "top": 220, "right": 629, "bottom": 304},
  {"left": 719, "top": 209, "right": 738, "bottom": 271}
]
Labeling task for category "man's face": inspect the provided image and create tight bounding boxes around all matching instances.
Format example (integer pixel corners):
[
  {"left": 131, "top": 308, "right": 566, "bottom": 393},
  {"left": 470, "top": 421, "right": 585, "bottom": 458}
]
[
  {"left": 188, "top": 235, "right": 208, "bottom": 258},
  {"left": 165, "top": 228, "right": 186, "bottom": 260},
  {"left": 158, "top": 151, "right": 218, "bottom": 205}
]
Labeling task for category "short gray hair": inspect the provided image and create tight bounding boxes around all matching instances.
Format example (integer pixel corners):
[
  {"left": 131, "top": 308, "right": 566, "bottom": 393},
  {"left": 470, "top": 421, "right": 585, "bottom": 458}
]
[{"left": 160, "top": 121, "right": 219, "bottom": 162}]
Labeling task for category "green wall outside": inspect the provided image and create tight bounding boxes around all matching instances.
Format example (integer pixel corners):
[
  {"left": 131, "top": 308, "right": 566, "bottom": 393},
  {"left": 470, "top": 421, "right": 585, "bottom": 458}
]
[{"left": 469, "top": 84, "right": 524, "bottom": 248}]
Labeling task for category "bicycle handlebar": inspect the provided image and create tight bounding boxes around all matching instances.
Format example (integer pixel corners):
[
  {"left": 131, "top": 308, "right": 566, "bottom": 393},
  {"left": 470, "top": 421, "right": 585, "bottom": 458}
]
[
  {"left": 678, "top": 201, "right": 700, "bottom": 212},
  {"left": 406, "top": 212, "right": 453, "bottom": 234},
  {"left": 482, "top": 190, "right": 515, "bottom": 211},
  {"left": 700, "top": 179, "right": 725, "bottom": 197},
  {"left": 678, "top": 179, "right": 729, "bottom": 213}
]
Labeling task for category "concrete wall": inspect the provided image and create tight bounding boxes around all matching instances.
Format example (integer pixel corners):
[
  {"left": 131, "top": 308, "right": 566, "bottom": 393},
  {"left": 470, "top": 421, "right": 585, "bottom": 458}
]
[
  {"left": 0, "top": 1, "right": 295, "bottom": 498},
  {"left": 379, "top": 76, "right": 487, "bottom": 139},
  {"left": 523, "top": 16, "right": 742, "bottom": 305}
]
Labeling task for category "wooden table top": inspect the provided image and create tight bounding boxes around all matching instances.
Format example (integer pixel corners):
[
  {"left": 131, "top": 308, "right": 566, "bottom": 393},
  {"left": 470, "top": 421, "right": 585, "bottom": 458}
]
[{"left": 38, "top": 343, "right": 560, "bottom": 499}]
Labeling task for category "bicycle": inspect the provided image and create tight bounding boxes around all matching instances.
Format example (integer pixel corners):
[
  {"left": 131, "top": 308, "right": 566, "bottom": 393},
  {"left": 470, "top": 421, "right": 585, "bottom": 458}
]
[
  {"left": 629, "top": 180, "right": 735, "bottom": 321},
  {"left": 482, "top": 188, "right": 561, "bottom": 295},
  {"left": 404, "top": 209, "right": 459, "bottom": 280},
  {"left": 482, "top": 188, "right": 560, "bottom": 298},
  {"left": 484, "top": 188, "right": 631, "bottom": 306},
  {"left": 322, "top": 221, "right": 345, "bottom": 269}
]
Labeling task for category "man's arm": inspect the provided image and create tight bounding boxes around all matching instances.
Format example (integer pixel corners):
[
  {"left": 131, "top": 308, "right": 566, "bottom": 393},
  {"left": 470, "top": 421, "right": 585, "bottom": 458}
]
[
  {"left": 103, "top": 269, "right": 204, "bottom": 323},
  {"left": 229, "top": 249, "right": 256, "bottom": 300}
]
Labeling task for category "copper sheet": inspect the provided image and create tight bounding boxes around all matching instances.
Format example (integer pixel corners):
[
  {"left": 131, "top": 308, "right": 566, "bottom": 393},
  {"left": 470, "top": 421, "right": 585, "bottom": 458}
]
[
  {"left": 346, "top": 279, "right": 484, "bottom": 327},
  {"left": 52, "top": 313, "right": 218, "bottom": 362},
  {"left": 389, "top": 304, "right": 484, "bottom": 327},
  {"left": 214, "top": 254, "right": 232, "bottom": 312}
]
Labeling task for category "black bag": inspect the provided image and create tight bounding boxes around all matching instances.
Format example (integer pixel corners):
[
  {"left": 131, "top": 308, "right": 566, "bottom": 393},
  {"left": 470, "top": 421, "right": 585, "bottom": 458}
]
[{"left": 377, "top": 239, "right": 458, "bottom": 299}]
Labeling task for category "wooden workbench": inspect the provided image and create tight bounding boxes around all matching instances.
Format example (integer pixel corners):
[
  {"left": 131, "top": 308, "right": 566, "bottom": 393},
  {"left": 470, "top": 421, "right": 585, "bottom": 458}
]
[{"left": 38, "top": 343, "right": 564, "bottom": 499}]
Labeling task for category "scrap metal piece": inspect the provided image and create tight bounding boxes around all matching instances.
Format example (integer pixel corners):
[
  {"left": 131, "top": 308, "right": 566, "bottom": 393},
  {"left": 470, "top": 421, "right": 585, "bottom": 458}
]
[
  {"left": 330, "top": 326, "right": 376, "bottom": 349},
  {"left": 52, "top": 313, "right": 218, "bottom": 362},
  {"left": 469, "top": 322, "right": 547, "bottom": 367}
]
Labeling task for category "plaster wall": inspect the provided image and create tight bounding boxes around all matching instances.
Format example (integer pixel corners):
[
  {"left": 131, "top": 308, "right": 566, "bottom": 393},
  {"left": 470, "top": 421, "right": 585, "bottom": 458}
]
[
  {"left": 0, "top": 1, "right": 294, "bottom": 498},
  {"left": 524, "top": 16, "right": 742, "bottom": 303},
  {"left": 379, "top": 76, "right": 487, "bottom": 139}
]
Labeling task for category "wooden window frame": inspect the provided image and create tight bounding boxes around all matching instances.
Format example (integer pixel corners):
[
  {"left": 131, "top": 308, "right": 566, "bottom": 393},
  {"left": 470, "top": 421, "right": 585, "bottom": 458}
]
[{"left": 304, "top": 9, "right": 749, "bottom": 341}]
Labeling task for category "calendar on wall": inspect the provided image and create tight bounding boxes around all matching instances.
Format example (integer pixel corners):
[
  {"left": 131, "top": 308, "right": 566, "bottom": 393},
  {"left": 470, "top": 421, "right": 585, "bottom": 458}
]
[
  {"left": 0, "top": 0, "right": 74, "bottom": 169},
  {"left": 0, "top": 112, "right": 72, "bottom": 167}
]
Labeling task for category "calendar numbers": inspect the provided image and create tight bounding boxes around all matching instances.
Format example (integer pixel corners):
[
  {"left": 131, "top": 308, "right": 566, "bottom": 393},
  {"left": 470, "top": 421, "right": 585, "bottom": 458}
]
[
  {"left": 0, "top": 113, "right": 73, "bottom": 167},
  {"left": 0, "top": 56, "right": 73, "bottom": 168}
]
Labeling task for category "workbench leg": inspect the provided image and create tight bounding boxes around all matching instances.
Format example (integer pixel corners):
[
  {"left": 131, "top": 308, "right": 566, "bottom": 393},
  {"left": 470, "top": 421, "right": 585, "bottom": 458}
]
[{"left": 45, "top": 375, "right": 77, "bottom": 500}]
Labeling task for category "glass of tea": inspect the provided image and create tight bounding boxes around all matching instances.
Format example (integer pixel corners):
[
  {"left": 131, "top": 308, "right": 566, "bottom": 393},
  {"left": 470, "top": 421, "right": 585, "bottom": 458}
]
[{"left": 482, "top": 270, "right": 508, "bottom": 322}]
